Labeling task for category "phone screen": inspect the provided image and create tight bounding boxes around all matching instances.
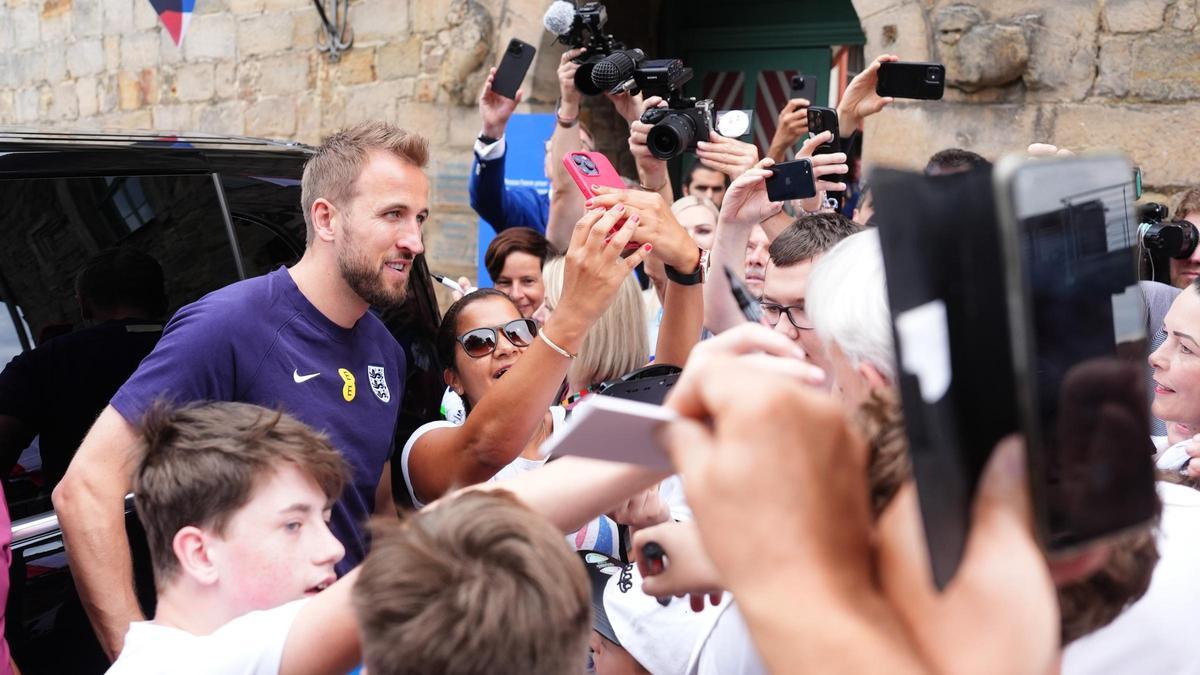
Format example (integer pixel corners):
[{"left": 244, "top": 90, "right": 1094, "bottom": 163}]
[{"left": 1000, "top": 156, "right": 1158, "bottom": 552}]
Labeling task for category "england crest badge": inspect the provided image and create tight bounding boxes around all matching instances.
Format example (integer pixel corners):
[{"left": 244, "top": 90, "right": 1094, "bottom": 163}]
[{"left": 367, "top": 365, "right": 390, "bottom": 403}]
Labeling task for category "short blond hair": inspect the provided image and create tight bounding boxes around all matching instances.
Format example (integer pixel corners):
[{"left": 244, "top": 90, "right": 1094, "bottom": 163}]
[
  {"left": 1174, "top": 186, "right": 1200, "bottom": 220},
  {"left": 301, "top": 120, "right": 429, "bottom": 245},
  {"left": 542, "top": 256, "right": 649, "bottom": 387}
]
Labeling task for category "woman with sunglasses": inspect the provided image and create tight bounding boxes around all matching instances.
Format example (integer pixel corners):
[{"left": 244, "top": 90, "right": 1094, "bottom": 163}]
[{"left": 400, "top": 205, "right": 657, "bottom": 512}]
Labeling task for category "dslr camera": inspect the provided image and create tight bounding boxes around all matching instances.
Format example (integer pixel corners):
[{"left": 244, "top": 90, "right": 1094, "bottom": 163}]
[
  {"left": 1138, "top": 202, "right": 1198, "bottom": 283},
  {"left": 637, "top": 61, "right": 713, "bottom": 161}
]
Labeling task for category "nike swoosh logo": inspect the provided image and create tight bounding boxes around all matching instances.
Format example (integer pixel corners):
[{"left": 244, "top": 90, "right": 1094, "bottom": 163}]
[{"left": 293, "top": 370, "right": 320, "bottom": 384}]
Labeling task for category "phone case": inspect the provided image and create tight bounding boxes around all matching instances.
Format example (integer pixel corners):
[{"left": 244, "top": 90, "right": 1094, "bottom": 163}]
[
  {"left": 562, "top": 151, "right": 626, "bottom": 200},
  {"left": 876, "top": 61, "right": 946, "bottom": 100},
  {"left": 789, "top": 72, "right": 819, "bottom": 104},
  {"left": 765, "top": 158, "right": 816, "bottom": 202},
  {"left": 491, "top": 38, "right": 536, "bottom": 99},
  {"left": 806, "top": 106, "right": 840, "bottom": 156}
]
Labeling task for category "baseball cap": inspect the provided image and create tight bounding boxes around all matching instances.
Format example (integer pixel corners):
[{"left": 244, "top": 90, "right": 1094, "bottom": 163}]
[{"left": 579, "top": 550, "right": 717, "bottom": 674}]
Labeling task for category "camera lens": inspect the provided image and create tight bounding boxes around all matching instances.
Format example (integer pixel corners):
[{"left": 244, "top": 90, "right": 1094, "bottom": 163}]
[
  {"left": 582, "top": 158, "right": 597, "bottom": 175},
  {"left": 647, "top": 113, "right": 697, "bottom": 161},
  {"left": 926, "top": 66, "right": 941, "bottom": 81}
]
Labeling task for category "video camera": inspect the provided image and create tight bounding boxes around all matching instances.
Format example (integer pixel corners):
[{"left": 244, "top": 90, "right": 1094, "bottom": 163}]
[
  {"left": 1138, "top": 202, "right": 1198, "bottom": 283},
  {"left": 542, "top": 1, "right": 627, "bottom": 96},
  {"left": 585, "top": 48, "right": 714, "bottom": 161}
]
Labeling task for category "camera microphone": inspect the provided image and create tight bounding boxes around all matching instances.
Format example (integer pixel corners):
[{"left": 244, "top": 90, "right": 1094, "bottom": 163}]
[
  {"left": 542, "top": 0, "right": 576, "bottom": 36},
  {"left": 590, "top": 48, "right": 645, "bottom": 92}
]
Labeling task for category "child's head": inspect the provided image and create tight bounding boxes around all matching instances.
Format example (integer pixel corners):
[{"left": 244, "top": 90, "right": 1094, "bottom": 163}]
[
  {"left": 133, "top": 402, "right": 350, "bottom": 619},
  {"left": 353, "top": 489, "right": 591, "bottom": 674}
]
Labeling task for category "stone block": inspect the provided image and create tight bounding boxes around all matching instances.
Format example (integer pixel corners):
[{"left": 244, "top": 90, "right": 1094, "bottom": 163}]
[
  {"left": 859, "top": 0, "right": 930, "bottom": 63},
  {"left": 377, "top": 37, "right": 421, "bottom": 80},
  {"left": 152, "top": 103, "right": 195, "bottom": 131},
  {"left": 291, "top": 8, "right": 321, "bottom": 50},
  {"left": 412, "top": 0, "right": 453, "bottom": 32},
  {"left": 228, "top": 0, "right": 266, "bottom": 12},
  {"left": 132, "top": 0, "right": 160, "bottom": 30},
  {"left": 104, "top": 35, "right": 120, "bottom": 70},
  {"left": 1053, "top": 104, "right": 1200, "bottom": 188},
  {"left": 183, "top": 13, "right": 236, "bottom": 61},
  {"left": 0, "top": 6, "right": 12, "bottom": 51},
  {"left": 74, "top": 0, "right": 103, "bottom": 37},
  {"left": 342, "top": 79, "right": 408, "bottom": 124},
  {"left": 394, "top": 100, "right": 449, "bottom": 145},
  {"left": 1171, "top": 0, "right": 1198, "bottom": 30},
  {"left": 0, "top": 90, "right": 14, "bottom": 124},
  {"left": 12, "top": 4, "right": 38, "bottom": 49},
  {"left": 196, "top": 100, "right": 246, "bottom": 134},
  {"left": 76, "top": 76, "right": 99, "bottom": 117},
  {"left": 862, "top": 101, "right": 1039, "bottom": 171},
  {"left": 1020, "top": 0, "right": 1100, "bottom": 102},
  {"left": 943, "top": 22, "right": 1029, "bottom": 92},
  {"left": 1103, "top": 0, "right": 1168, "bottom": 33},
  {"left": 103, "top": 0, "right": 134, "bottom": 34},
  {"left": 1127, "top": 37, "right": 1200, "bottom": 101},
  {"left": 353, "top": 0, "right": 409, "bottom": 43},
  {"left": 117, "top": 70, "right": 142, "bottom": 109},
  {"left": 97, "top": 73, "right": 118, "bottom": 113},
  {"left": 48, "top": 80, "right": 78, "bottom": 120},
  {"left": 175, "top": 62, "right": 215, "bottom": 101},
  {"left": 258, "top": 53, "right": 311, "bottom": 96},
  {"left": 37, "top": 47, "right": 68, "bottom": 85},
  {"left": 333, "top": 47, "right": 377, "bottom": 85},
  {"left": 245, "top": 97, "right": 297, "bottom": 138},
  {"left": 263, "top": 0, "right": 308, "bottom": 10},
  {"left": 214, "top": 60, "right": 238, "bottom": 98},
  {"left": 14, "top": 87, "right": 39, "bottom": 123},
  {"left": 237, "top": 12, "right": 294, "bottom": 57},
  {"left": 1094, "top": 35, "right": 1132, "bottom": 98},
  {"left": 67, "top": 38, "right": 105, "bottom": 78},
  {"left": 39, "top": 10, "right": 70, "bottom": 44},
  {"left": 121, "top": 31, "right": 160, "bottom": 70},
  {"left": 94, "top": 108, "right": 153, "bottom": 129},
  {"left": 193, "top": 0, "right": 229, "bottom": 13},
  {"left": 295, "top": 96, "right": 321, "bottom": 144}
]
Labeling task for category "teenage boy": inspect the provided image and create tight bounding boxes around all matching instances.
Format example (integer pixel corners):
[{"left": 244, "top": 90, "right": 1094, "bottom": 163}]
[{"left": 56, "top": 120, "right": 428, "bottom": 657}]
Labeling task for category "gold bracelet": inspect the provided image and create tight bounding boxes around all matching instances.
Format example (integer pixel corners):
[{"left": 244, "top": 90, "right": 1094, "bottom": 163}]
[
  {"left": 538, "top": 329, "right": 577, "bottom": 359},
  {"left": 639, "top": 179, "right": 667, "bottom": 192}
]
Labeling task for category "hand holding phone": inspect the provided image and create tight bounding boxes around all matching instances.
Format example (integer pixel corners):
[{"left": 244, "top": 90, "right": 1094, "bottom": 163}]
[
  {"left": 764, "top": 158, "right": 816, "bottom": 202},
  {"left": 789, "top": 72, "right": 819, "bottom": 106},
  {"left": 876, "top": 61, "right": 945, "bottom": 100},
  {"left": 491, "top": 38, "right": 536, "bottom": 99}
]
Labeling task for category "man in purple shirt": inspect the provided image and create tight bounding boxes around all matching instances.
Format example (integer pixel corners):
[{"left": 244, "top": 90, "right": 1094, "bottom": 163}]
[{"left": 52, "top": 120, "right": 430, "bottom": 660}]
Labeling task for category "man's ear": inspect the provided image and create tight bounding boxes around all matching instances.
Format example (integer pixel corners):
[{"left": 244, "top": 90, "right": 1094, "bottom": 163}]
[
  {"left": 310, "top": 198, "right": 339, "bottom": 244},
  {"left": 443, "top": 368, "right": 464, "bottom": 396},
  {"left": 859, "top": 361, "right": 891, "bottom": 393},
  {"left": 173, "top": 526, "right": 220, "bottom": 586}
]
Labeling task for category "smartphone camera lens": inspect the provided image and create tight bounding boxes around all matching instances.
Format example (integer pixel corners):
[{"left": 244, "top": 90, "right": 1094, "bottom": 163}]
[
  {"left": 926, "top": 66, "right": 941, "bottom": 82},
  {"left": 508, "top": 41, "right": 522, "bottom": 55}
]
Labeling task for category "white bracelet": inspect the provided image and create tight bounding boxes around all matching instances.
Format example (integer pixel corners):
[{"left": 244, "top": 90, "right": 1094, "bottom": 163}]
[{"left": 539, "top": 330, "right": 577, "bottom": 359}]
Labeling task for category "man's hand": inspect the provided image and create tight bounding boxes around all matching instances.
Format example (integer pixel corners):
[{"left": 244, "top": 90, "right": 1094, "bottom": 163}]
[
  {"left": 587, "top": 186, "right": 697, "bottom": 271},
  {"left": 793, "top": 131, "right": 849, "bottom": 214},
  {"left": 606, "top": 90, "right": 644, "bottom": 125},
  {"left": 610, "top": 485, "right": 671, "bottom": 531},
  {"left": 837, "top": 53, "right": 899, "bottom": 136},
  {"left": 716, "top": 158, "right": 782, "bottom": 229},
  {"left": 1027, "top": 142, "right": 1074, "bottom": 157},
  {"left": 696, "top": 131, "right": 759, "bottom": 182},
  {"left": 556, "top": 47, "right": 587, "bottom": 118},
  {"left": 633, "top": 521, "right": 726, "bottom": 612},
  {"left": 767, "top": 98, "right": 810, "bottom": 162},
  {"left": 478, "top": 67, "right": 521, "bottom": 140}
]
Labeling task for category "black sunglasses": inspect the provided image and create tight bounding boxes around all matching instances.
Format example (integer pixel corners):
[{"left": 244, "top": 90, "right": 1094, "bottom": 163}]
[{"left": 456, "top": 319, "right": 539, "bottom": 358}]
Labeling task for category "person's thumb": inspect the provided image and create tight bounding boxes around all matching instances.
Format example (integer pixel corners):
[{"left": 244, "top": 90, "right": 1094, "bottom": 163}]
[{"left": 971, "top": 435, "right": 1033, "bottom": 537}]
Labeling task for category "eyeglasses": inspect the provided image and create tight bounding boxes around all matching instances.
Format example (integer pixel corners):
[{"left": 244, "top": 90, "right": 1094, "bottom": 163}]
[
  {"left": 456, "top": 319, "right": 539, "bottom": 358},
  {"left": 759, "top": 302, "right": 813, "bottom": 330}
]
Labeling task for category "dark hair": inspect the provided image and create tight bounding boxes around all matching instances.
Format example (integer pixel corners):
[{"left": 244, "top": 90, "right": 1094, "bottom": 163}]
[
  {"left": 75, "top": 248, "right": 168, "bottom": 318},
  {"left": 769, "top": 213, "right": 864, "bottom": 267},
  {"left": 683, "top": 162, "right": 730, "bottom": 189},
  {"left": 353, "top": 491, "right": 591, "bottom": 674},
  {"left": 133, "top": 401, "right": 349, "bottom": 586},
  {"left": 924, "top": 148, "right": 991, "bottom": 176},
  {"left": 484, "top": 228, "right": 555, "bottom": 282},
  {"left": 435, "top": 288, "right": 514, "bottom": 372}
]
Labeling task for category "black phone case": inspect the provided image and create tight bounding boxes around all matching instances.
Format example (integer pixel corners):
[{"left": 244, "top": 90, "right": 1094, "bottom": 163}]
[
  {"left": 492, "top": 39, "right": 536, "bottom": 99},
  {"left": 765, "top": 159, "right": 816, "bottom": 202},
  {"left": 789, "top": 72, "right": 819, "bottom": 104},
  {"left": 876, "top": 62, "right": 945, "bottom": 100},
  {"left": 806, "top": 106, "right": 840, "bottom": 154}
]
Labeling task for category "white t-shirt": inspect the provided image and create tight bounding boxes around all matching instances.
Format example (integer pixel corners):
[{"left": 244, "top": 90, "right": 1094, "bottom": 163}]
[
  {"left": 106, "top": 599, "right": 306, "bottom": 675},
  {"left": 1061, "top": 482, "right": 1200, "bottom": 674},
  {"left": 686, "top": 600, "right": 767, "bottom": 675}
]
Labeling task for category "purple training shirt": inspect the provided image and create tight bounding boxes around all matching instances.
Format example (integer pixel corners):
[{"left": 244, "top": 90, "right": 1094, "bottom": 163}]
[{"left": 112, "top": 266, "right": 405, "bottom": 573}]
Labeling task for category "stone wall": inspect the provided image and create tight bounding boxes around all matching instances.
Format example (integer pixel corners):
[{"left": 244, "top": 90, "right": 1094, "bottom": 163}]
[{"left": 851, "top": 0, "right": 1200, "bottom": 201}]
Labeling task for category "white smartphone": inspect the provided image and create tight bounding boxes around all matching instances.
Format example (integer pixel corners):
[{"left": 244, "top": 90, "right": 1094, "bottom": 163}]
[{"left": 539, "top": 395, "right": 678, "bottom": 471}]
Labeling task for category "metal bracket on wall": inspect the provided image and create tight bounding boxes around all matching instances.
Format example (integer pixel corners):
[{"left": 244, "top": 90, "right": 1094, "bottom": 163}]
[{"left": 314, "top": 0, "right": 353, "bottom": 62}]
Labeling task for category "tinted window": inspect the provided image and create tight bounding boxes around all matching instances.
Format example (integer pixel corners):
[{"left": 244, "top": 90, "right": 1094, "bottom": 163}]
[{"left": 0, "top": 303, "right": 28, "bottom": 366}]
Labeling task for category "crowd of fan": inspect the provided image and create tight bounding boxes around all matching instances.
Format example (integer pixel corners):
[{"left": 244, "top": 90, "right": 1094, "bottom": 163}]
[{"left": 0, "top": 47, "right": 1194, "bottom": 675}]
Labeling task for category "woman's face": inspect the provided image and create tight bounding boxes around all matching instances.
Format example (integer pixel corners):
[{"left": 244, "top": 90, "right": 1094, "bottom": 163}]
[
  {"left": 676, "top": 207, "right": 716, "bottom": 251},
  {"left": 446, "top": 296, "right": 527, "bottom": 407},
  {"left": 494, "top": 251, "right": 545, "bottom": 318},
  {"left": 1150, "top": 289, "right": 1200, "bottom": 425}
]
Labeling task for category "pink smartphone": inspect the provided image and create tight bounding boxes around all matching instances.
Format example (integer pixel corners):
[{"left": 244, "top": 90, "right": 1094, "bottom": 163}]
[{"left": 562, "top": 151, "right": 626, "bottom": 200}]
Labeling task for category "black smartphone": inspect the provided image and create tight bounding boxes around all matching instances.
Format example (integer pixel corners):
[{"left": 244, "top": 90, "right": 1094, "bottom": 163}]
[
  {"left": 876, "top": 61, "right": 945, "bottom": 100},
  {"left": 806, "top": 106, "right": 840, "bottom": 154},
  {"left": 491, "top": 38, "right": 536, "bottom": 99},
  {"left": 765, "top": 158, "right": 816, "bottom": 202},
  {"left": 994, "top": 155, "right": 1158, "bottom": 555},
  {"left": 789, "top": 72, "right": 819, "bottom": 104}
]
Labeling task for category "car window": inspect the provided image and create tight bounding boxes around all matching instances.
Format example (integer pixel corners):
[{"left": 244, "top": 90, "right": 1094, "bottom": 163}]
[{"left": 0, "top": 302, "right": 28, "bottom": 366}]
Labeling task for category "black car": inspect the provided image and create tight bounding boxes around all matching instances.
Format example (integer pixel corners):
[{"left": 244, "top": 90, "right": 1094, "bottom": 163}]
[{"left": 0, "top": 129, "right": 444, "bottom": 673}]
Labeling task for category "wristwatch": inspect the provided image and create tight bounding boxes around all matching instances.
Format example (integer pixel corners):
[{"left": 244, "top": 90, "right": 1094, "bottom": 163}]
[
  {"left": 664, "top": 248, "right": 707, "bottom": 286},
  {"left": 477, "top": 133, "right": 500, "bottom": 145}
]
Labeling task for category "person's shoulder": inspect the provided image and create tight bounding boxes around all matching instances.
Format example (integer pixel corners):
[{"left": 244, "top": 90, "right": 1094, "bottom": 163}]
[{"left": 170, "top": 271, "right": 293, "bottom": 334}]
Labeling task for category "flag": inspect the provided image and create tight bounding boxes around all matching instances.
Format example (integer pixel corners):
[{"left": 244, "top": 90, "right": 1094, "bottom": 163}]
[{"left": 148, "top": 0, "right": 195, "bottom": 47}]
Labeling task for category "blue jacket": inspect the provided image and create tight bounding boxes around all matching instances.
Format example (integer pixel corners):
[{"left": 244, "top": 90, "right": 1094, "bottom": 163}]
[{"left": 469, "top": 148, "right": 550, "bottom": 235}]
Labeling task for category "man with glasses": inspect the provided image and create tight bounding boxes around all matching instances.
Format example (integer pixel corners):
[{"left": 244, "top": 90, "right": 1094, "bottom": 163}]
[{"left": 758, "top": 213, "right": 863, "bottom": 375}]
